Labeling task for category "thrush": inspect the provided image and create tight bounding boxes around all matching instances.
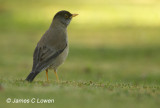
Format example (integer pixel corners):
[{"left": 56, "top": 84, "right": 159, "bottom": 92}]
[{"left": 26, "top": 10, "right": 78, "bottom": 82}]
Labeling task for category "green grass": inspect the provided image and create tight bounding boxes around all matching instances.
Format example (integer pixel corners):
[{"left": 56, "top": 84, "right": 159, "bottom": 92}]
[
  {"left": 0, "top": 80, "right": 159, "bottom": 108},
  {"left": 0, "top": 0, "right": 160, "bottom": 108}
]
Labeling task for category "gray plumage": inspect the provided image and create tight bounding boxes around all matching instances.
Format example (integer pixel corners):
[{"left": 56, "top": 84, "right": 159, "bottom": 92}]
[{"left": 26, "top": 10, "right": 78, "bottom": 82}]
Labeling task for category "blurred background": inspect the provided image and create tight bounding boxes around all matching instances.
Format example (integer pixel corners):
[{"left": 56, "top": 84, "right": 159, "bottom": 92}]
[
  {"left": 0, "top": 0, "right": 160, "bottom": 108},
  {"left": 1, "top": 0, "right": 160, "bottom": 82}
]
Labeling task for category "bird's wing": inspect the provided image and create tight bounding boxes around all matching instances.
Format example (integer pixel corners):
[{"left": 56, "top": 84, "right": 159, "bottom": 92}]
[{"left": 32, "top": 43, "right": 67, "bottom": 73}]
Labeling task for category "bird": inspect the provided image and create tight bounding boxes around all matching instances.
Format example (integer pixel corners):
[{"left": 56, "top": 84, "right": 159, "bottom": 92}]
[{"left": 25, "top": 10, "right": 78, "bottom": 82}]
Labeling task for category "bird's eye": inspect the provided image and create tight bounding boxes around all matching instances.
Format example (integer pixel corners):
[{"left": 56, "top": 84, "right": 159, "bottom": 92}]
[{"left": 64, "top": 14, "right": 69, "bottom": 19}]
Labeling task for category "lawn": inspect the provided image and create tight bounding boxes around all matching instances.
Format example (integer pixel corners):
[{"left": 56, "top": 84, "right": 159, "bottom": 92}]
[{"left": 0, "top": 0, "right": 160, "bottom": 108}]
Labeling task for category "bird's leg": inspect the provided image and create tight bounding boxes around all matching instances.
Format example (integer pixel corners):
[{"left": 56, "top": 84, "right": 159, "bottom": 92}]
[
  {"left": 54, "top": 70, "right": 59, "bottom": 82},
  {"left": 46, "top": 69, "right": 48, "bottom": 81}
]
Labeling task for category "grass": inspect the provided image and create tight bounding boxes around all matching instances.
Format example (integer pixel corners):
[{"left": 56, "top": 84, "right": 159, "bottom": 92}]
[
  {"left": 0, "top": 0, "right": 160, "bottom": 108},
  {"left": 0, "top": 80, "right": 159, "bottom": 108}
]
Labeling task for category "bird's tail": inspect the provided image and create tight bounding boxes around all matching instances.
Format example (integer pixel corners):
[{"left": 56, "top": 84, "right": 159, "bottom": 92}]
[{"left": 25, "top": 72, "right": 39, "bottom": 82}]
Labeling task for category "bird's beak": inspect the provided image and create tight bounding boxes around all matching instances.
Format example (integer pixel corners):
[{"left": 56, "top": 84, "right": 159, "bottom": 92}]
[{"left": 71, "top": 14, "right": 78, "bottom": 18}]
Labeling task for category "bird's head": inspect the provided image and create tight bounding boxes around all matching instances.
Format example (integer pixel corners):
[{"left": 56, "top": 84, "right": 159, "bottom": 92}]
[{"left": 53, "top": 10, "right": 78, "bottom": 27}]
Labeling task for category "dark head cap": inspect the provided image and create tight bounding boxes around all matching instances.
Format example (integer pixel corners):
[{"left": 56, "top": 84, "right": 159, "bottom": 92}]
[
  {"left": 53, "top": 10, "right": 78, "bottom": 27},
  {"left": 54, "top": 10, "right": 72, "bottom": 19}
]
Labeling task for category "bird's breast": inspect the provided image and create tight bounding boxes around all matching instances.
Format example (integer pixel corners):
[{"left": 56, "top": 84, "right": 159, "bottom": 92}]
[{"left": 49, "top": 45, "right": 69, "bottom": 70}]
